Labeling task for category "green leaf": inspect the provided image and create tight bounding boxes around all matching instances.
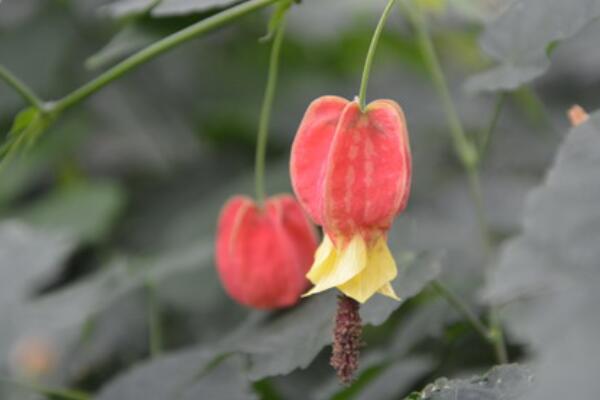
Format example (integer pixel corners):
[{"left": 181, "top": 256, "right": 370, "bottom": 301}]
[
  {"left": 17, "top": 181, "right": 126, "bottom": 244},
  {"left": 240, "top": 252, "right": 441, "bottom": 381},
  {"left": 483, "top": 111, "right": 600, "bottom": 398},
  {"left": 317, "top": 357, "right": 433, "bottom": 400},
  {"left": 0, "top": 112, "right": 92, "bottom": 208},
  {"left": 0, "top": 378, "right": 89, "bottom": 400},
  {"left": 361, "top": 252, "right": 442, "bottom": 326},
  {"left": 85, "top": 25, "right": 161, "bottom": 70},
  {"left": 102, "top": 0, "right": 244, "bottom": 18},
  {"left": 0, "top": 265, "right": 133, "bottom": 396},
  {"left": 152, "top": 0, "right": 245, "bottom": 17},
  {"left": 465, "top": 0, "right": 600, "bottom": 92},
  {"left": 92, "top": 252, "right": 440, "bottom": 398},
  {"left": 353, "top": 358, "right": 433, "bottom": 400},
  {"left": 0, "top": 243, "right": 224, "bottom": 385},
  {"left": 314, "top": 294, "right": 450, "bottom": 400},
  {"left": 101, "top": 0, "right": 158, "bottom": 18},
  {"left": 416, "top": 0, "right": 447, "bottom": 14},
  {"left": 0, "top": 222, "right": 74, "bottom": 305},
  {"left": 239, "top": 293, "right": 338, "bottom": 381},
  {"left": 411, "top": 365, "right": 532, "bottom": 399},
  {"left": 0, "top": 107, "right": 55, "bottom": 166},
  {"left": 95, "top": 352, "right": 257, "bottom": 400},
  {"left": 0, "top": 8, "right": 77, "bottom": 112}
]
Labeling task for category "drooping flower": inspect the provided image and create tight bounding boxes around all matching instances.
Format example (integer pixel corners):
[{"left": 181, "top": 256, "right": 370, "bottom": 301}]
[
  {"left": 290, "top": 96, "right": 411, "bottom": 303},
  {"left": 215, "top": 194, "right": 318, "bottom": 309}
]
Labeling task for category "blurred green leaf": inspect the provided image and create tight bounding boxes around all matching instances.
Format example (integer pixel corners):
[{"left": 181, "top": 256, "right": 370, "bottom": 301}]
[
  {"left": 239, "top": 293, "right": 337, "bottom": 381},
  {"left": 17, "top": 181, "right": 126, "bottom": 244},
  {"left": 317, "top": 357, "right": 432, "bottom": 400},
  {"left": 103, "top": 0, "right": 244, "bottom": 18},
  {"left": 416, "top": 0, "right": 446, "bottom": 14},
  {"left": 409, "top": 365, "right": 532, "bottom": 399},
  {"left": 241, "top": 252, "right": 441, "bottom": 381},
  {"left": 0, "top": 221, "right": 74, "bottom": 305},
  {"left": 92, "top": 252, "right": 440, "bottom": 399},
  {"left": 352, "top": 357, "right": 433, "bottom": 400},
  {"left": 1, "top": 107, "right": 55, "bottom": 167},
  {"left": 0, "top": 6, "right": 77, "bottom": 112},
  {"left": 0, "top": 260, "right": 134, "bottom": 392},
  {"left": 314, "top": 296, "right": 450, "bottom": 400},
  {"left": 361, "top": 252, "right": 442, "bottom": 326},
  {"left": 0, "top": 112, "right": 92, "bottom": 209},
  {"left": 446, "top": 0, "right": 501, "bottom": 22},
  {"left": 95, "top": 351, "right": 256, "bottom": 400},
  {"left": 152, "top": 0, "right": 245, "bottom": 17},
  {"left": 0, "top": 243, "right": 222, "bottom": 386},
  {"left": 0, "top": 378, "right": 89, "bottom": 400},
  {"left": 85, "top": 25, "right": 161, "bottom": 71},
  {"left": 101, "top": 0, "right": 158, "bottom": 18},
  {"left": 465, "top": 0, "right": 600, "bottom": 92},
  {"left": 483, "top": 111, "right": 600, "bottom": 398}
]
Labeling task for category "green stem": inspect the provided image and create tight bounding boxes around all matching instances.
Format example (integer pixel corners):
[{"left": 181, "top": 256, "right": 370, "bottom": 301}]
[
  {"left": 489, "top": 306, "right": 508, "bottom": 364},
  {"left": 358, "top": 0, "right": 399, "bottom": 111},
  {"left": 0, "top": 65, "right": 45, "bottom": 110},
  {"left": 431, "top": 280, "right": 491, "bottom": 343},
  {"left": 254, "top": 6, "right": 289, "bottom": 205},
  {"left": 402, "top": 0, "right": 508, "bottom": 364},
  {"left": 400, "top": 1, "right": 476, "bottom": 169},
  {"left": 466, "top": 167, "right": 492, "bottom": 255},
  {"left": 145, "top": 277, "right": 163, "bottom": 358},
  {"left": 479, "top": 93, "right": 506, "bottom": 156},
  {"left": 52, "top": 0, "right": 283, "bottom": 114}
]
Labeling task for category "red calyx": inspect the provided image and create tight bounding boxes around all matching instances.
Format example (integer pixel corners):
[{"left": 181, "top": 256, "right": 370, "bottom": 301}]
[
  {"left": 215, "top": 194, "right": 318, "bottom": 309},
  {"left": 290, "top": 96, "right": 411, "bottom": 243}
]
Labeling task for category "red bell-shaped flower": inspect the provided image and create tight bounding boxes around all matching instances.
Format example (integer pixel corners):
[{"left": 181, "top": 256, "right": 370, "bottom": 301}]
[
  {"left": 290, "top": 96, "right": 411, "bottom": 303},
  {"left": 215, "top": 194, "right": 318, "bottom": 309}
]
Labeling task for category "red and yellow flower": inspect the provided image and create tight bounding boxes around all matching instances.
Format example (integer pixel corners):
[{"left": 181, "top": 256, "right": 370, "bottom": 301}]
[{"left": 290, "top": 96, "right": 411, "bottom": 303}]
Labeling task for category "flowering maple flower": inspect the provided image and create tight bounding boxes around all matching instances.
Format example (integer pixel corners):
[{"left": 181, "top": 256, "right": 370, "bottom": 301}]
[
  {"left": 568, "top": 104, "right": 589, "bottom": 127},
  {"left": 290, "top": 95, "right": 411, "bottom": 303},
  {"left": 215, "top": 194, "right": 318, "bottom": 310}
]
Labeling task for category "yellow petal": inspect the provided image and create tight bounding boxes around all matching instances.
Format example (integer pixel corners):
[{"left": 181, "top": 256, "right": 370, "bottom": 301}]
[
  {"left": 306, "top": 235, "right": 336, "bottom": 284},
  {"left": 303, "top": 234, "right": 367, "bottom": 297},
  {"left": 377, "top": 282, "right": 401, "bottom": 301},
  {"left": 338, "top": 236, "right": 398, "bottom": 303}
]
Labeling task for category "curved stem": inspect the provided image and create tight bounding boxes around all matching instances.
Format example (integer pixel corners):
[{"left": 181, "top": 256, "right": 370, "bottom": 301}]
[
  {"left": 402, "top": 0, "right": 508, "bottom": 364},
  {"left": 254, "top": 5, "right": 288, "bottom": 205},
  {"left": 0, "top": 65, "right": 45, "bottom": 110},
  {"left": 358, "top": 0, "right": 398, "bottom": 111},
  {"left": 466, "top": 168, "right": 492, "bottom": 255},
  {"left": 432, "top": 280, "right": 490, "bottom": 343},
  {"left": 489, "top": 306, "right": 508, "bottom": 364},
  {"left": 479, "top": 93, "right": 506, "bottom": 156},
  {"left": 52, "top": 0, "right": 283, "bottom": 114},
  {"left": 400, "top": 1, "right": 476, "bottom": 168},
  {"left": 145, "top": 277, "right": 163, "bottom": 358}
]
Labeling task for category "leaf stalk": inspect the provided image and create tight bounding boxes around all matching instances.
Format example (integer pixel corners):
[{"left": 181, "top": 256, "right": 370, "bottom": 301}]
[
  {"left": 255, "top": 1, "right": 291, "bottom": 205},
  {"left": 401, "top": 0, "right": 508, "bottom": 364},
  {"left": 358, "top": 0, "right": 399, "bottom": 111}
]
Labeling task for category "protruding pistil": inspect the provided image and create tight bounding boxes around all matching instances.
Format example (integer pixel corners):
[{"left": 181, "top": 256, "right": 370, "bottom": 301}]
[{"left": 330, "top": 294, "right": 362, "bottom": 384}]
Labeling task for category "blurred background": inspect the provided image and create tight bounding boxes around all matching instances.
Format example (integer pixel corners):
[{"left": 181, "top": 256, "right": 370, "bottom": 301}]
[{"left": 1, "top": 0, "right": 599, "bottom": 399}]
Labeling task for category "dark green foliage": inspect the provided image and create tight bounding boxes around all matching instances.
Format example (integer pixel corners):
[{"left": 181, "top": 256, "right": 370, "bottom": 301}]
[
  {"left": 1, "top": 0, "right": 600, "bottom": 399},
  {"left": 484, "top": 112, "right": 600, "bottom": 399}
]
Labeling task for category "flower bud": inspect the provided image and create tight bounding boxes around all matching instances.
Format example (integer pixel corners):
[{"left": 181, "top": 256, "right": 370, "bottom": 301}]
[
  {"left": 215, "top": 194, "right": 318, "bottom": 309},
  {"left": 290, "top": 96, "right": 412, "bottom": 303}
]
